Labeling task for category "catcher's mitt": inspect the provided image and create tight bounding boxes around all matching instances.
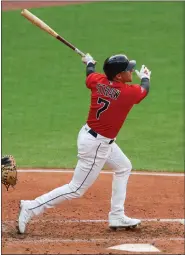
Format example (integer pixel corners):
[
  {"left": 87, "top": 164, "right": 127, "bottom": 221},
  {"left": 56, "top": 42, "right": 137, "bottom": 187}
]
[{"left": 1, "top": 155, "right": 17, "bottom": 191}]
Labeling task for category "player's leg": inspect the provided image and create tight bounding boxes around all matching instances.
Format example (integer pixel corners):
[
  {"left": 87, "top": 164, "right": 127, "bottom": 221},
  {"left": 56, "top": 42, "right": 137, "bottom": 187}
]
[
  {"left": 18, "top": 125, "right": 111, "bottom": 233},
  {"left": 106, "top": 142, "right": 141, "bottom": 229}
]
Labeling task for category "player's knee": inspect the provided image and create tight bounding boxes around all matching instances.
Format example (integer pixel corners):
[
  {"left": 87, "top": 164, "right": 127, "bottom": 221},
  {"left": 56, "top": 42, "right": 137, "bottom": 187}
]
[
  {"left": 116, "top": 160, "right": 132, "bottom": 175},
  {"left": 126, "top": 160, "right": 132, "bottom": 172},
  {"left": 68, "top": 182, "right": 86, "bottom": 198},
  {"left": 75, "top": 188, "right": 86, "bottom": 197}
]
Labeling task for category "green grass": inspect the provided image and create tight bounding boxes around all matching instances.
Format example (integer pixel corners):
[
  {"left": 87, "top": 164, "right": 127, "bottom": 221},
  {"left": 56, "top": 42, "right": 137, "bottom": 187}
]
[{"left": 2, "top": 2, "right": 184, "bottom": 171}]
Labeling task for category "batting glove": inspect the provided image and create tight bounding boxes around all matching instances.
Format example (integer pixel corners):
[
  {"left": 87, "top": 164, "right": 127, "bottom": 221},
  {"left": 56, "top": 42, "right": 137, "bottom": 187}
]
[
  {"left": 135, "top": 65, "right": 151, "bottom": 80},
  {"left": 82, "top": 53, "right": 96, "bottom": 65}
]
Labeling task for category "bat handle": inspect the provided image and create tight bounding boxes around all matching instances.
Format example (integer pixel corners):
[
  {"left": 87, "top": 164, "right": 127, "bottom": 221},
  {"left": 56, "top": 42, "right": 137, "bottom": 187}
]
[{"left": 75, "top": 48, "right": 86, "bottom": 57}]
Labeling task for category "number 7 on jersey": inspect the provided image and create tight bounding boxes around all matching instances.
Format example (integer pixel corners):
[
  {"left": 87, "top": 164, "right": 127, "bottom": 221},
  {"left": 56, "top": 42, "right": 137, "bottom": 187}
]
[{"left": 96, "top": 97, "right": 110, "bottom": 120}]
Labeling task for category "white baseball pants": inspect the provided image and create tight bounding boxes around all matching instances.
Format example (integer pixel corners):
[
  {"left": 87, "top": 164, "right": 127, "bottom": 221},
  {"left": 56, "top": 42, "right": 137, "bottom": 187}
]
[{"left": 28, "top": 124, "right": 132, "bottom": 220}]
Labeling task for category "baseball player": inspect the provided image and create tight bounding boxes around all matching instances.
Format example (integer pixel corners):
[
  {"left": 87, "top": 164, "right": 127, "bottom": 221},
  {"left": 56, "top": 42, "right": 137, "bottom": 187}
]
[{"left": 17, "top": 53, "right": 151, "bottom": 234}]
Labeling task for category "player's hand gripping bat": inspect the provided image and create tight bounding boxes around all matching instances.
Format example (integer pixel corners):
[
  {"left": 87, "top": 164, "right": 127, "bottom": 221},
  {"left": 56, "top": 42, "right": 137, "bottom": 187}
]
[{"left": 21, "top": 9, "right": 86, "bottom": 57}]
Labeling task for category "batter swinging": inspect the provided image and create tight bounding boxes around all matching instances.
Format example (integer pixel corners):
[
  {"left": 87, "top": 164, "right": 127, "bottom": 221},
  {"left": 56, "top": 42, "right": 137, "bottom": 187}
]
[{"left": 18, "top": 53, "right": 151, "bottom": 233}]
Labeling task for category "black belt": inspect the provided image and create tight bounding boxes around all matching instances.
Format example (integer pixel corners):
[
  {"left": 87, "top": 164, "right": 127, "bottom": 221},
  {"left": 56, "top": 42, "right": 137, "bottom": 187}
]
[{"left": 88, "top": 129, "right": 114, "bottom": 144}]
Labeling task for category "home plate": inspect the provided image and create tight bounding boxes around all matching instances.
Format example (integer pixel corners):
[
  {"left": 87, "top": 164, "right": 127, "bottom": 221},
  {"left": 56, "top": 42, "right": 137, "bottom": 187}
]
[{"left": 108, "top": 243, "right": 160, "bottom": 252}]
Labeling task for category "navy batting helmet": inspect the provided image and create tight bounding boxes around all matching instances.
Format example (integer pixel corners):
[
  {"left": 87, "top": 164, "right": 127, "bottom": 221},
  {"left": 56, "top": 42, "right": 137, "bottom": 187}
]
[{"left": 103, "top": 54, "right": 136, "bottom": 80}]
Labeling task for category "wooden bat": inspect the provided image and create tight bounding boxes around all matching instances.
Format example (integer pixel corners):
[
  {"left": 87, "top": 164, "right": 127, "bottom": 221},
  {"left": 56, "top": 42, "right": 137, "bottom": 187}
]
[{"left": 21, "top": 9, "right": 86, "bottom": 57}]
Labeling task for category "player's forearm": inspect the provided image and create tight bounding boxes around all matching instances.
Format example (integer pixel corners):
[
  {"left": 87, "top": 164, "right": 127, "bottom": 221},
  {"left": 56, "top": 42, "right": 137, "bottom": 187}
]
[
  {"left": 86, "top": 62, "right": 96, "bottom": 77},
  {"left": 141, "top": 78, "right": 150, "bottom": 93}
]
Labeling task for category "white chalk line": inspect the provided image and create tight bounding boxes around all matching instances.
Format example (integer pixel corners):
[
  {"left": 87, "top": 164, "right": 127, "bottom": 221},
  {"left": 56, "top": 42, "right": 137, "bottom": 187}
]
[
  {"left": 3, "top": 237, "right": 185, "bottom": 244},
  {"left": 17, "top": 169, "right": 184, "bottom": 177},
  {"left": 3, "top": 218, "right": 185, "bottom": 225}
]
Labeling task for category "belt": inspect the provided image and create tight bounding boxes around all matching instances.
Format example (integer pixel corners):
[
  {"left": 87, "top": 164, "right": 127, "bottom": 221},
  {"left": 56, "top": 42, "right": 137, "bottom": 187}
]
[{"left": 88, "top": 129, "right": 114, "bottom": 144}]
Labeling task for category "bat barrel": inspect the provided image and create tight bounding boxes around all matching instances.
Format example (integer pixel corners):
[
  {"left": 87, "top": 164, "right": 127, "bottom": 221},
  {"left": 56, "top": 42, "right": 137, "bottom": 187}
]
[
  {"left": 21, "top": 9, "right": 58, "bottom": 38},
  {"left": 21, "top": 9, "right": 86, "bottom": 57}
]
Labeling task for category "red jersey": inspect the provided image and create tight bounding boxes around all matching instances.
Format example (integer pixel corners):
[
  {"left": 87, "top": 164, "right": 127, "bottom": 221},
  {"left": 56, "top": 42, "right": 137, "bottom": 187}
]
[{"left": 86, "top": 73, "right": 148, "bottom": 139}]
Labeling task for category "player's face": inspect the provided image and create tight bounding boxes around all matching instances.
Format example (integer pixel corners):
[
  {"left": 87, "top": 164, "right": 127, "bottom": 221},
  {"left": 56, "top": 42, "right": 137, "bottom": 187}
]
[
  {"left": 123, "top": 71, "right": 133, "bottom": 82},
  {"left": 115, "top": 71, "right": 133, "bottom": 83}
]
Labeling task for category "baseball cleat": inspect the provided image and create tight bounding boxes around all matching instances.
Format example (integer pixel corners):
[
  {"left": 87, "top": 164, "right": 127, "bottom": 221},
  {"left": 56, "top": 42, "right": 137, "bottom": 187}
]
[
  {"left": 109, "top": 215, "right": 141, "bottom": 231},
  {"left": 17, "top": 200, "right": 33, "bottom": 234}
]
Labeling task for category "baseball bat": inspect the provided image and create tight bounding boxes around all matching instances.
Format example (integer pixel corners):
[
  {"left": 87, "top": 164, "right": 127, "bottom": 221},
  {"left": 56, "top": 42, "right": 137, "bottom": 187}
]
[{"left": 21, "top": 9, "right": 86, "bottom": 57}]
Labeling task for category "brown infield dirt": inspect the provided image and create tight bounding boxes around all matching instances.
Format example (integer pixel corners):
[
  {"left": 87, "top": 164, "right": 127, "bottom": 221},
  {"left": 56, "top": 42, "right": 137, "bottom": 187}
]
[
  {"left": 2, "top": 1, "right": 185, "bottom": 254},
  {"left": 2, "top": 171, "right": 185, "bottom": 254}
]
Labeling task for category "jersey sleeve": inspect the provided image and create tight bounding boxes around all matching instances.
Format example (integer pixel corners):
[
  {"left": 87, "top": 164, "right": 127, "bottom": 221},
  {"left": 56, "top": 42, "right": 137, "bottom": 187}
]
[
  {"left": 86, "top": 73, "right": 100, "bottom": 89},
  {"left": 129, "top": 84, "right": 148, "bottom": 104}
]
